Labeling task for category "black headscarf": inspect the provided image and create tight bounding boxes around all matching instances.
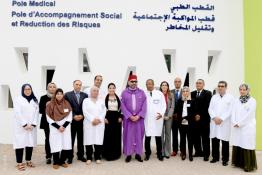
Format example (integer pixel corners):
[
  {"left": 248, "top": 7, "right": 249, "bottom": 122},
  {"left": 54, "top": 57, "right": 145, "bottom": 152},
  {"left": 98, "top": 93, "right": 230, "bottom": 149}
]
[{"left": 21, "top": 84, "right": 38, "bottom": 103}]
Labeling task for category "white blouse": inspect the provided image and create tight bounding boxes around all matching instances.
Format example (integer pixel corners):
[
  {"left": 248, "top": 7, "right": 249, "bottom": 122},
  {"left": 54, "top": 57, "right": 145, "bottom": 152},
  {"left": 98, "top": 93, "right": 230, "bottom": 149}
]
[{"left": 108, "top": 99, "right": 118, "bottom": 111}]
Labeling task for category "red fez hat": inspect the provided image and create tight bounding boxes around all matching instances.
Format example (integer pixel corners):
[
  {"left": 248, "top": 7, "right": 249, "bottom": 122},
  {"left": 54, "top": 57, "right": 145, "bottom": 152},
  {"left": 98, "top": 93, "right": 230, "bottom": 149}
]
[{"left": 128, "top": 74, "right": 137, "bottom": 81}]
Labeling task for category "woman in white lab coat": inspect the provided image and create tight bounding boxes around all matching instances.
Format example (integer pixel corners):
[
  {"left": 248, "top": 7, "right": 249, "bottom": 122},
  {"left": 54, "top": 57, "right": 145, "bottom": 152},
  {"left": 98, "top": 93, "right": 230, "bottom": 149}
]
[
  {"left": 231, "top": 83, "right": 257, "bottom": 172},
  {"left": 82, "top": 86, "right": 106, "bottom": 164},
  {"left": 13, "top": 84, "right": 39, "bottom": 171},
  {"left": 46, "top": 88, "right": 73, "bottom": 169}
]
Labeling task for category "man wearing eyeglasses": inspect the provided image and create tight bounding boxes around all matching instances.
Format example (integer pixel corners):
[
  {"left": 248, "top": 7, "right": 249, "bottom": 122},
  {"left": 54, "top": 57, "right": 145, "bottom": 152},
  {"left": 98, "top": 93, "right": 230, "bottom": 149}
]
[
  {"left": 121, "top": 74, "right": 147, "bottom": 163},
  {"left": 208, "top": 81, "right": 234, "bottom": 166},
  {"left": 191, "top": 79, "right": 212, "bottom": 161}
]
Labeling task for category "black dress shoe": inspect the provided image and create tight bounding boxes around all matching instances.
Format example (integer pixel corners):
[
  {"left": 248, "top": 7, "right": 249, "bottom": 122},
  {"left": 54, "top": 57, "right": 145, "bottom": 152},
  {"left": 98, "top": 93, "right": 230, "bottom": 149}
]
[
  {"left": 158, "top": 156, "right": 164, "bottom": 161},
  {"left": 222, "top": 161, "right": 228, "bottom": 166},
  {"left": 165, "top": 156, "right": 170, "bottom": 159},
  {"left": 78, "top": 157, "right": 87, "bottom": 162},
  {"left": 46, "top": 158, "right": 51, "bottom": 164},
  {"left": 189, "top": 156, "right": 193, "bottom": 161},
  {"left": 67, "top": 159, "right": 73, "bottom": 164},
  {"left": 125, "top": 156, "right": 132, "bottom": 163},
  {"left": 203, "top": 156, "right": 209, "bottom": 161},
  {"left": 135, "top": 154, "right": 143, "bottom": 162},
  {"left": 144, "top": 155, "right": 150, "bottom": 161},
  {"left": 210, "top": 159, "right": 218, "bottom": 163},
  {"left": 181, "top": 155, "right": 186, "bottom": 160}
]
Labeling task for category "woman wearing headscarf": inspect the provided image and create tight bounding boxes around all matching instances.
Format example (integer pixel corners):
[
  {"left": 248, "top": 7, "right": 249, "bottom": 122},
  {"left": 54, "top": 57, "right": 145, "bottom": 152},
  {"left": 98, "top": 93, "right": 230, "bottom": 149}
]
[
  {"left": 39, "top": 82, "right": 57, "bottom": 164},
  {"left": 46, "top": 88, "right": 73, "bottom": 169},
  {"left": 102, "top": 83, "right": 122, "bottom": 161},
  {"left": 176, "top": 86, "right": 196, "bottom": 161},
  {"left": 231, "top": 83, "right": 257, "bottom": 172},
  {"left": 13, "top": 84, "right": 39, "bottom": 171},
  {"left": 82, "top": 86, "right": 106, "bottom": 164}
]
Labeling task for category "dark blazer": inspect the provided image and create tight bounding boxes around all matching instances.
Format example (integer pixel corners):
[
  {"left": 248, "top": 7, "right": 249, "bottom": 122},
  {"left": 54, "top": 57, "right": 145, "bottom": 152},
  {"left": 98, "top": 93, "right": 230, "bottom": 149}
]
[
  {"left": 171, "top": 89, "right": 182, "bottom": 111},
  {"left": 39, "top": 95, "right": 52, "bottom": 129},
  {"left": 64, "top": 91, "right": 88, "bottom": 123},
  {"left": 191, "top": 89, "right": 212, "bottom": 126},
  {"left": 176, "top": 99, "right": 196, "bottom": 126}
]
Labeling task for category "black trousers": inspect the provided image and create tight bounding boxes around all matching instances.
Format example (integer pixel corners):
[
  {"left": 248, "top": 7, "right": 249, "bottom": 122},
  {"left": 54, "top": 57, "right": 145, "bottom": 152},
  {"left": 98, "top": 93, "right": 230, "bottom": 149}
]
[
  {"left": 15, "top": 147, "right": 33, "bottom": 163},
  {"left": 179, "top": 125, "right": 193, "bottom": 156},
  {"left": 53, "top": 150, "right": 69, "bottom": 165},
  {"left": 211, "top": 137, "right": 229, "bottom": 162},
  {"left": 193, "top": 125, "right": 210, "bottom": 157},
  {"left": 85, "top": 145, "right": 102, "bottom": 161},
  {"left": 172, "top": 120, "right": 180, "bottom": 152},
  {"left": 144, "top": 136, "right": 162, "bottom": 158},
  {"left": 70, "top": 121, "right": 84, "bottom": 159},
  {"left": 44, "top": 127, "right": 52, "bottom": 159}
]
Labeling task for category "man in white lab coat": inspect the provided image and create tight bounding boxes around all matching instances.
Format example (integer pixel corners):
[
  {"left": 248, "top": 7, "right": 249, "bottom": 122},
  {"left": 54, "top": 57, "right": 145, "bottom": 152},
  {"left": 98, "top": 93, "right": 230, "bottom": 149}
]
[
  {"left": 208, "top": 81, "right": 234, "bottom": 166},
  {"left": 144, "top": 79, "right": 166, "bottom": 161}
]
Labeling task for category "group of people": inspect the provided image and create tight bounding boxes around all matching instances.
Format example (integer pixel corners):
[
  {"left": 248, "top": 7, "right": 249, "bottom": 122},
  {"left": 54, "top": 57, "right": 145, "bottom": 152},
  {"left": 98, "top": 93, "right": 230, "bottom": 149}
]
[{"left": 13, "top": 74, "right": 257, "bottom": 172}]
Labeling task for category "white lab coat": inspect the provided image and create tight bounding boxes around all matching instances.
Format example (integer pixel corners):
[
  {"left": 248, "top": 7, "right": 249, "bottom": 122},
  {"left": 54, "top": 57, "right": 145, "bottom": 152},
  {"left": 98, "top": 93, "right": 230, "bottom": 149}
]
[
  {"left": 208, "top": 93, "right": 234, "bottom": 141},
  {"left": 13, "top": 96, "right": 39, "bottom": 149},
  {"left": 144, "top": 90, "right": 166, "bottom": 136},
  {"left": 47, "top": 112, "right": 72, "bottom": 153},
  {"left": 231, "top": 97, "right": 256, "bottom": 150},
  {"left": 82, "top": 98, "right": 106, "bottom": 145}
]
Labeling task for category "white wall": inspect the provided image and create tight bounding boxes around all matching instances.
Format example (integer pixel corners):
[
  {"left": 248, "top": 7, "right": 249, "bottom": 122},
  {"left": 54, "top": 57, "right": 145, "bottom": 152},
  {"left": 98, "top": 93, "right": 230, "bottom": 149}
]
[{"left": 0, "top": 0, "right": 244, "bottom": 144}]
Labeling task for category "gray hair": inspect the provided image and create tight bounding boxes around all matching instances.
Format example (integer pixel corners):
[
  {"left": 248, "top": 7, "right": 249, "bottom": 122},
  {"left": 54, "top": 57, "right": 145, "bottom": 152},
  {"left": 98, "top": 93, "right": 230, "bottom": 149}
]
[{"left": 181, "top": 86, "right": 191, "bottom": 101}]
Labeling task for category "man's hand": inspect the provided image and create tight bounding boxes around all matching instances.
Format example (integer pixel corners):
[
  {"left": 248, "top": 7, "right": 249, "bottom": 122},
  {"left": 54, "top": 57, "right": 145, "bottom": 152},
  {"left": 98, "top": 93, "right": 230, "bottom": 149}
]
[
  {"left": 92, "top": 118, "right": 102, "bottom": 126},
  {"left": 213, "top": 117, "right": 223, "bottom": 125},
  {"left": 156, "top": 113, "right": 162, "bottom": 120},
  {"left": 234, "top": 124, "right": 239, "bottom": 128},
  {"left": 195, "top": 115, "right": 201, "bottom": 121},
  {"left": 74, "top": 115, "right": 83, "bottom": 121},
  {"left": 59, "top": 126, "right": 65, "bottom": 133}
]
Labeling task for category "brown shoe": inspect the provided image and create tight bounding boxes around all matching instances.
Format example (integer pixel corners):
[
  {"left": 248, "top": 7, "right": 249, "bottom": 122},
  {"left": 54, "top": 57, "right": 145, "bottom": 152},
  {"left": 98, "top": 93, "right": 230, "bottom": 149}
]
[
  {"left": 61, "top": 163, "right": 68, "bottom": 168},
  {"left": 26, "top": 161, "right": 35, "bottom": 168},
  {"left": 53, "top": 165, "right": 60, "bottom": 169},
  {"left": 16, "top": 163, "right": 26, "bottom": 171},
  {"left": 171, "top": 152, "right": 177, "bottom": 157}
]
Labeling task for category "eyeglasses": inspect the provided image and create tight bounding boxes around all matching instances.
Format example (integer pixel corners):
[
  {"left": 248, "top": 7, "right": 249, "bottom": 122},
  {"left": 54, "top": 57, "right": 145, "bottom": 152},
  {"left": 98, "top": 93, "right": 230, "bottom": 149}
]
[{"left": 130, "top": 81, "right": 137, "bottom": 83}]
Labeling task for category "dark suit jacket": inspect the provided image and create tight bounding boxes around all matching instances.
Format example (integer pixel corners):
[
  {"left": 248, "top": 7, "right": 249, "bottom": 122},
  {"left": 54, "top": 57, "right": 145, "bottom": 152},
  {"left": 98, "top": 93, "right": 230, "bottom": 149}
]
[
  {"left": 64, "top": 91, "right": 88, "bottom": 123},
  {"left": 171, "top": 89, "right": 182, "bottom": 120},
  {"left": 191, "top": 89, "right": 212, "bottom": 126},
  {"left": 39, "top": 94, "right": 51, "bottom": 129},
  {"left": 176, "top": 99, "right": 196, "bottom": 127}
]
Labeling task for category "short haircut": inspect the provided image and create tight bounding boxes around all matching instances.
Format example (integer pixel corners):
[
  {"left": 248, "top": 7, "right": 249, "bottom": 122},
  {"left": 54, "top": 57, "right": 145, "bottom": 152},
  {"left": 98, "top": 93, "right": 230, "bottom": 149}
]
[
  {"left": 94, "top": 75, "right": 103, "bottom": 81},
  {"left": 197, "top": 79, "right": 205, "bottom": 84},
  {"left": 146, "top": 79, "right": 154, "bottom": 85},
  {"left": 73, "top": 80, "right": 82, "bottom": 84},
  {"left": 218, "top": 81, "right": 227, "bottom": 87}
]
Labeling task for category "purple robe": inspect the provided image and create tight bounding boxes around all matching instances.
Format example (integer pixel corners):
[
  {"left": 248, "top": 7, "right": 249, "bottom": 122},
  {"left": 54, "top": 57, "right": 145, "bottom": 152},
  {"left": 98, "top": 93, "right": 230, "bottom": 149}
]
[{"left": 121, "top": 87, "right": 147, "bottom": 156}]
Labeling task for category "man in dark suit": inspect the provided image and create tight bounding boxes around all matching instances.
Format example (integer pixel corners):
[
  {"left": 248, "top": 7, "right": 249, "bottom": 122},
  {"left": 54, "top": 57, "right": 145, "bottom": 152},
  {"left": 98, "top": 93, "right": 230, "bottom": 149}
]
[
  {"left": 191, "top": 79, "right": 212, "bottom": 161},
  {"left": 170, "top": 77, "right": 182, "bottom": 156},
  {"left": 64, "top": 80, "right": 88, "bottom": 164}
]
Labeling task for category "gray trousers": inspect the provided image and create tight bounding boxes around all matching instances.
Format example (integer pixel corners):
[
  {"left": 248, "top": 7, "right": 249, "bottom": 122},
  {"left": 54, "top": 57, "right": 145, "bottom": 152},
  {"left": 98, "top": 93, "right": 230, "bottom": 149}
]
[{"left": 162, "top": 118, "right": 173, "bottom": 157}]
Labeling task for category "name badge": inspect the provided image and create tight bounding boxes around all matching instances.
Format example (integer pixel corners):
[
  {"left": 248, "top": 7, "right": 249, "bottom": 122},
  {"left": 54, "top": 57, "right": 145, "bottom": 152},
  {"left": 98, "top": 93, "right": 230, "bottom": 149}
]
[
  {"left": 64, "top": 108, "right": 69, "bottom": 113},
  {"left": 187, "top": 104, "right": 191, "bottom": 107},
  {"left": 153, "top": 99, "right": 160, "bottom": 104}
]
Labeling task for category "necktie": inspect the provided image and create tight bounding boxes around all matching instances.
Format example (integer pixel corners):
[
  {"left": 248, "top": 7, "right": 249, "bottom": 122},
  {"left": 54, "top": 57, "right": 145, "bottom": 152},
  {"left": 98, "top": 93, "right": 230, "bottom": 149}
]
[
  {"left": 175, "top": 90, "right": 179, "bottom": 102},
  {"left": 76, "top": 92, "right": 80, "bottom": 104},
  {"left": 150, "top": 91, "right": 152, "bottom": 97},
  {"left": 197, "top": 91, "right": 200, "bottom": 97}
]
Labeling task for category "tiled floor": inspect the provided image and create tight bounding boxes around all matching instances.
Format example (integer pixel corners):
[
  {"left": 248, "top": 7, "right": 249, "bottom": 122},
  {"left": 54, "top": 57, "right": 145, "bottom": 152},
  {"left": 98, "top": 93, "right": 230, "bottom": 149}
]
[{"left": 0, "top": 144, "right": 261, "bottom": 175}]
